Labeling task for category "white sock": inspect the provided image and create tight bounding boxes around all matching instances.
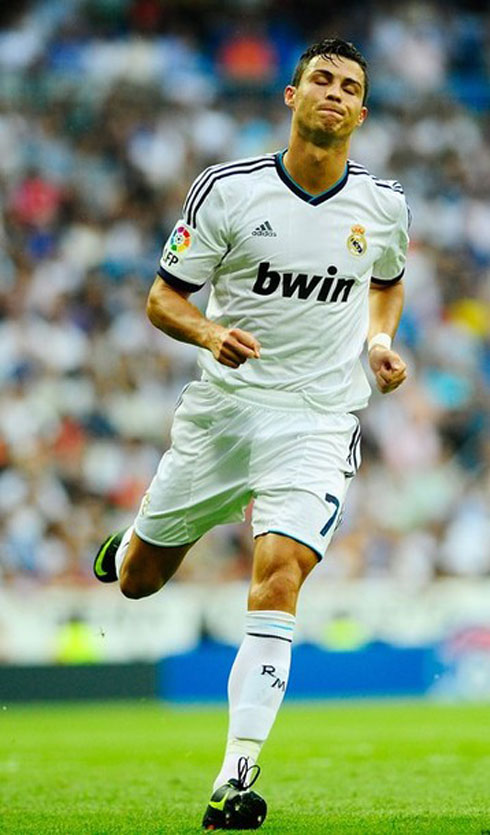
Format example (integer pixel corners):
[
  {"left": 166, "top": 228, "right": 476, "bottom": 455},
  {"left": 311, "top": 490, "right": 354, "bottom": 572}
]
[
  {"left": 115, "top": 526, "right": 133, "bottom": 579},
  {"left": 213, "top": 609, "right": 295, "bottom": 790}
]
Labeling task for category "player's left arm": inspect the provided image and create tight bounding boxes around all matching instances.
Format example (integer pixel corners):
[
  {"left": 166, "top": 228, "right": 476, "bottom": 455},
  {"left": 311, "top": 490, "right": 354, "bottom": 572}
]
[
  {"left": 368, "top": 279, "right": 407, "bottom": 394},
  {"left": 368, "top": 190, "right": 410, "bottom": 395}
]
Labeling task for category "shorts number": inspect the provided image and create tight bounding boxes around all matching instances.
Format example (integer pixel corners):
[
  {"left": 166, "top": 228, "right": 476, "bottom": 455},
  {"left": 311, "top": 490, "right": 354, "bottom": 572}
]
[{"left": 320, "top": 493, "right": 340, "bottom": 537}]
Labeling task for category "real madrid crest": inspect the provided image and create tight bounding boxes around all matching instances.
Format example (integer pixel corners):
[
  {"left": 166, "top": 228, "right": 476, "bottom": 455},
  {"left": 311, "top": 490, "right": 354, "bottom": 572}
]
[{"left": 347, "top": 224, "right": 367, "bottom": 256}]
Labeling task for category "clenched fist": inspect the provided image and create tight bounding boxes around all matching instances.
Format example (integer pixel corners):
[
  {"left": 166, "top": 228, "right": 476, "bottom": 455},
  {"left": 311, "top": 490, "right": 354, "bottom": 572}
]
[
  {"left": 206, "top": 326, "right": 261, "bottom": 369},
  {"left": 368, "top": 346, "right": 407, "bottom": 394}
]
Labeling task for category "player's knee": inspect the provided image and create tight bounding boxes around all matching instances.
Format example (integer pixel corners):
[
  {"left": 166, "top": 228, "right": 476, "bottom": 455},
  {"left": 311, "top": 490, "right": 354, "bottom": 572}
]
[
  {"left": 119, "top": 573, "right": 143, "bottom": 599},
  {"left": 119, "top": 564, "right": 160, "bottom": 599}
]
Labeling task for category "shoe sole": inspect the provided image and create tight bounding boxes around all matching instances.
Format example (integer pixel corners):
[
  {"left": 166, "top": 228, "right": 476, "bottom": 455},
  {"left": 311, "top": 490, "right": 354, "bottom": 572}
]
[{"left": 203, "top": 788, "right": 267, "bottom": 830}]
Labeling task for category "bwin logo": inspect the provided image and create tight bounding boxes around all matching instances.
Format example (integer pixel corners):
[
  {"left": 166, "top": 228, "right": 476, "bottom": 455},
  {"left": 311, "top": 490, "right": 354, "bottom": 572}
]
[{"left": 252, "top": 261, "right": 355, "bottom": 303}]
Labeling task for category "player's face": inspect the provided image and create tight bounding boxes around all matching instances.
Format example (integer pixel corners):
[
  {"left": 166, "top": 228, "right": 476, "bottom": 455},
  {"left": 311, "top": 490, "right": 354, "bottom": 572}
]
[{"left": 285, "top": 55, "right": 368, "bottom": 147}]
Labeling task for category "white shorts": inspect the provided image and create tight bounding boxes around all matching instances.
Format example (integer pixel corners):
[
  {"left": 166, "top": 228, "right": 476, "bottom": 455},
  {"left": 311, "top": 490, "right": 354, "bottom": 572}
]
[{"left": 134, "top": 380, "right": 361, "bottom": 559}]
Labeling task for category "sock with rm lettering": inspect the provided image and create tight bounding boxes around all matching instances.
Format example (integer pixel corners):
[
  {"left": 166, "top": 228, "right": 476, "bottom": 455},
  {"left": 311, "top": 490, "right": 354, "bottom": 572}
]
[
  {"left": 213, "top": 609, "right": 295, "bottom": 790},
  {"left": 115, "top": 526, "right": 133, "bottom": 579}
]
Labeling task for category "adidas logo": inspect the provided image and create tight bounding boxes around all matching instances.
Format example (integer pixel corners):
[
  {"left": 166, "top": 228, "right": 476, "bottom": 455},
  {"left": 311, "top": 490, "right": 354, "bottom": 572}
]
[{"left": 252, "top": 220, "right": 277, "bottom": 237}]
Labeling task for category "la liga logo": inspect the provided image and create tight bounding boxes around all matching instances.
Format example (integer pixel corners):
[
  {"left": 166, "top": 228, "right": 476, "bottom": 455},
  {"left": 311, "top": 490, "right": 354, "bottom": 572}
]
[{"left": 170, "top": 224, "right": 192, "bottom": 253}]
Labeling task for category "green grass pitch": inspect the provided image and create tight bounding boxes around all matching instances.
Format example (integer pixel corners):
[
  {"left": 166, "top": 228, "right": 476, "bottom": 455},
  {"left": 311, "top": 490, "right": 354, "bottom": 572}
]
[{"left": 1, "top": 700, "right": 490, "bottom": 833}]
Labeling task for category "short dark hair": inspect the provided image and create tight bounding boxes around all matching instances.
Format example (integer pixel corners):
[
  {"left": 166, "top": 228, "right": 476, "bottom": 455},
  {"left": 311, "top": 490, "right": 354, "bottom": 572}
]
[{"left": 291, "top": 38, "right": 369, "bottom": 104}]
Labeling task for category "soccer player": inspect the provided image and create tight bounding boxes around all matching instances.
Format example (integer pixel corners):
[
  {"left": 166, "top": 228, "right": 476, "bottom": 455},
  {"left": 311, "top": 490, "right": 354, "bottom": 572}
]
[{"left": 94, "top": 38, "right": 409, "bottom": 830}]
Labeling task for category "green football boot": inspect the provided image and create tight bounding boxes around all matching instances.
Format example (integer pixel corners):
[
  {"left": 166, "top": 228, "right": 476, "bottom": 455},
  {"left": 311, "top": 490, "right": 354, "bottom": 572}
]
[
  {"left": 202, "top": 757, "right": 267, "bottom": 830},
  {"left": 93, "top": 531, "right": 124, "bottom": 584}
]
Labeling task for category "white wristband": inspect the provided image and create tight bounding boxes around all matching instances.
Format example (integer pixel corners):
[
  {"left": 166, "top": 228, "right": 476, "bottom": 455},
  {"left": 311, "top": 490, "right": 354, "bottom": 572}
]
[{"left": 368, "top": 332, "right": 392, "bottom": 352}]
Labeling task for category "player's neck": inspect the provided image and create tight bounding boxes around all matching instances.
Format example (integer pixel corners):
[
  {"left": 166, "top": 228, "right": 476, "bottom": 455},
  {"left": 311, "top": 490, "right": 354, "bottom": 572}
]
[{"left": 283, "top": 138, "right": 349, "bottom": 196}]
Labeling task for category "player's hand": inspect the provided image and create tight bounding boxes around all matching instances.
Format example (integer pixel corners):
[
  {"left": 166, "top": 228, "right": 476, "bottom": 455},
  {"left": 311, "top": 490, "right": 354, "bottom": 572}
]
[
  {"left": 368, "top": 346, "right": 407, "bottom": 394},
  {"left": 207, "top": 326, "right": 261, "bottom": 369}
]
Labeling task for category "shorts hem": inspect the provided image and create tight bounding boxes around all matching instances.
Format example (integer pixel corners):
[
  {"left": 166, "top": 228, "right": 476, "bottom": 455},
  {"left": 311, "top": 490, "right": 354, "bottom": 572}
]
[
  {"left": 134, "top": 525, "right": 197, "bottom": 549},
  {"left": 254, "top": 528, "right": 323, "bottom": 561}
]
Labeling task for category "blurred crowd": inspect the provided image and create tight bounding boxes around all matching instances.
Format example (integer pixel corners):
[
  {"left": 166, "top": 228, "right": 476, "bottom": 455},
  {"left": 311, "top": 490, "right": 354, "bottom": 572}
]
[{"left": 0, "top": 0, "right": 489, "bottom": 589}]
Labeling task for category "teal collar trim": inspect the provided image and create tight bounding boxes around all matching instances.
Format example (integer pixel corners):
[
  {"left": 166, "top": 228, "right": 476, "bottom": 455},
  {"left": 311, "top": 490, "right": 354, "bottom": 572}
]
[{"left": 275, "top": 151, "right": 349, "bottom": 205}]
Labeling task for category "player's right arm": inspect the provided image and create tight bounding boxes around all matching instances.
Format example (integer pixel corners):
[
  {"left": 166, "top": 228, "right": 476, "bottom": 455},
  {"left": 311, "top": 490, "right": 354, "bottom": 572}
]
[
  {"left": 146, "top": 277, "right": 260, "bottom": 369},
  {"left": 149, "top": 167, "right": 260, "bottom": 369}
]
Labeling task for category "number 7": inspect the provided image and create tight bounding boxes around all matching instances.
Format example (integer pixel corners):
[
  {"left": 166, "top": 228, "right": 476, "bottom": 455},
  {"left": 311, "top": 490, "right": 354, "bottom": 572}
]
[{"left": 320, "top": 493, "right": 340, "bottom": 536}]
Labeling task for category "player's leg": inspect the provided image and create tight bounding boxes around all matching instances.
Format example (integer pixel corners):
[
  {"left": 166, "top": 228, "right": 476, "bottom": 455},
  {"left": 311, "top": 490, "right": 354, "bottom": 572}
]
[
  {"left": 248, "top": 530, "right": 318, "bottom": 613},
  {"left": 203, "top": 532, "right": 317, "bottom": 830},
  {"left": 94, "top": 380, "right": 251, "bottom": 599},
  {"left": 204, "top": 406, "right": 359, "bottom": 828},
  {"left": 93, "top": 526, "right": 197, "bottom": 597},
  {"left": 117, "top": 529, "right": 198, "bottom": 599},
  {"left": 213, "top": 533, "right": 316, "bottom": 781}
]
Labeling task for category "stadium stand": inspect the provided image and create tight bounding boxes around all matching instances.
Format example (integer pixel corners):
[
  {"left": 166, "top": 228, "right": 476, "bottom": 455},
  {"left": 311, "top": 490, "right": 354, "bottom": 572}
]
[{"left": 0, "top": 0, "right": 488, "bottom": 603}]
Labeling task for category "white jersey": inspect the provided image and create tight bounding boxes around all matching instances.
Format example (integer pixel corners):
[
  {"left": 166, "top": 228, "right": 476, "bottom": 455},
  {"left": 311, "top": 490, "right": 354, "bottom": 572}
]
[{"left": 158, "top": 152, "right": 410, "bottom": 413}]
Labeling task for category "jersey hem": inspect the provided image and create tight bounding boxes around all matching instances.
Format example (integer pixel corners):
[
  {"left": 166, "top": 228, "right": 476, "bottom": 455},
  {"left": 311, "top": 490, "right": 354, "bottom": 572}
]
[{"left": 201, "top": 374, "right": 370, "bottom": 414}]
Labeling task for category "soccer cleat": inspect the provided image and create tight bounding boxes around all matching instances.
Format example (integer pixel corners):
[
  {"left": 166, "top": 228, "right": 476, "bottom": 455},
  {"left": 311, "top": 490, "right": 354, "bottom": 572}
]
[
  {"left": 93, "top": 531, "right": 124, "bottom": 583},
  {"left": 202, "top": 757, "right": 267, "bottom": 830}
]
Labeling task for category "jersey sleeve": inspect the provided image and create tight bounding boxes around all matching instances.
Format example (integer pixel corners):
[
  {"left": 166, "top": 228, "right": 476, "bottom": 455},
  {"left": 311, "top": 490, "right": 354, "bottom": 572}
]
[
  {"left": 157, "top": 171, "right": 230, "bottom": 293},
  {"left": 371, "top": 196, "right": 410, "bottom": 286}
]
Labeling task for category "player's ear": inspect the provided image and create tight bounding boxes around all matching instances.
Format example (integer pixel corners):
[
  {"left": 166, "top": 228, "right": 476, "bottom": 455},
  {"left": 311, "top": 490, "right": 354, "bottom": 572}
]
[
  {"left": 357, "top": 106, "right": 368, "bottom": 127},
  {"left": 284, "top": 85, "right": 296, "bottom": 110}
]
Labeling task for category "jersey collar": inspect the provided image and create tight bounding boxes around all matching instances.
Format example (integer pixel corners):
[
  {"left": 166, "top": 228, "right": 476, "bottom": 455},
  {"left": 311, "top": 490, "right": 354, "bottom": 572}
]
[{"left": 274, "top": 151, "right": 349, "bottom": 205}]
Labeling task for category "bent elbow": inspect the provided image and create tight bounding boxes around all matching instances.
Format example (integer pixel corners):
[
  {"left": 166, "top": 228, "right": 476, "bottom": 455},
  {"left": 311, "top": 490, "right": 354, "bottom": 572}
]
[
  {"left": 146, "top": 294, "right": 156, "bottom": 325},
  {"left": 146, "top": 279, "right": 165, "bottom": 327}
]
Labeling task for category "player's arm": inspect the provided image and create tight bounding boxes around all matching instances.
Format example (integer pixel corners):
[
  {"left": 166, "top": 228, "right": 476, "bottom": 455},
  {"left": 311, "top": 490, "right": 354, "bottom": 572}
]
[
  {"left": 368, "top": 279, "right": 407, "bottom": 394},
  {"left": 151, "top": 173, "right": 260, "bottom": 369},
  {"left": 369, "top": 191, "right": 410, "bottom": 395},
  {"left": 146, "top": 277, "right": 261, "bottom": 369}
]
